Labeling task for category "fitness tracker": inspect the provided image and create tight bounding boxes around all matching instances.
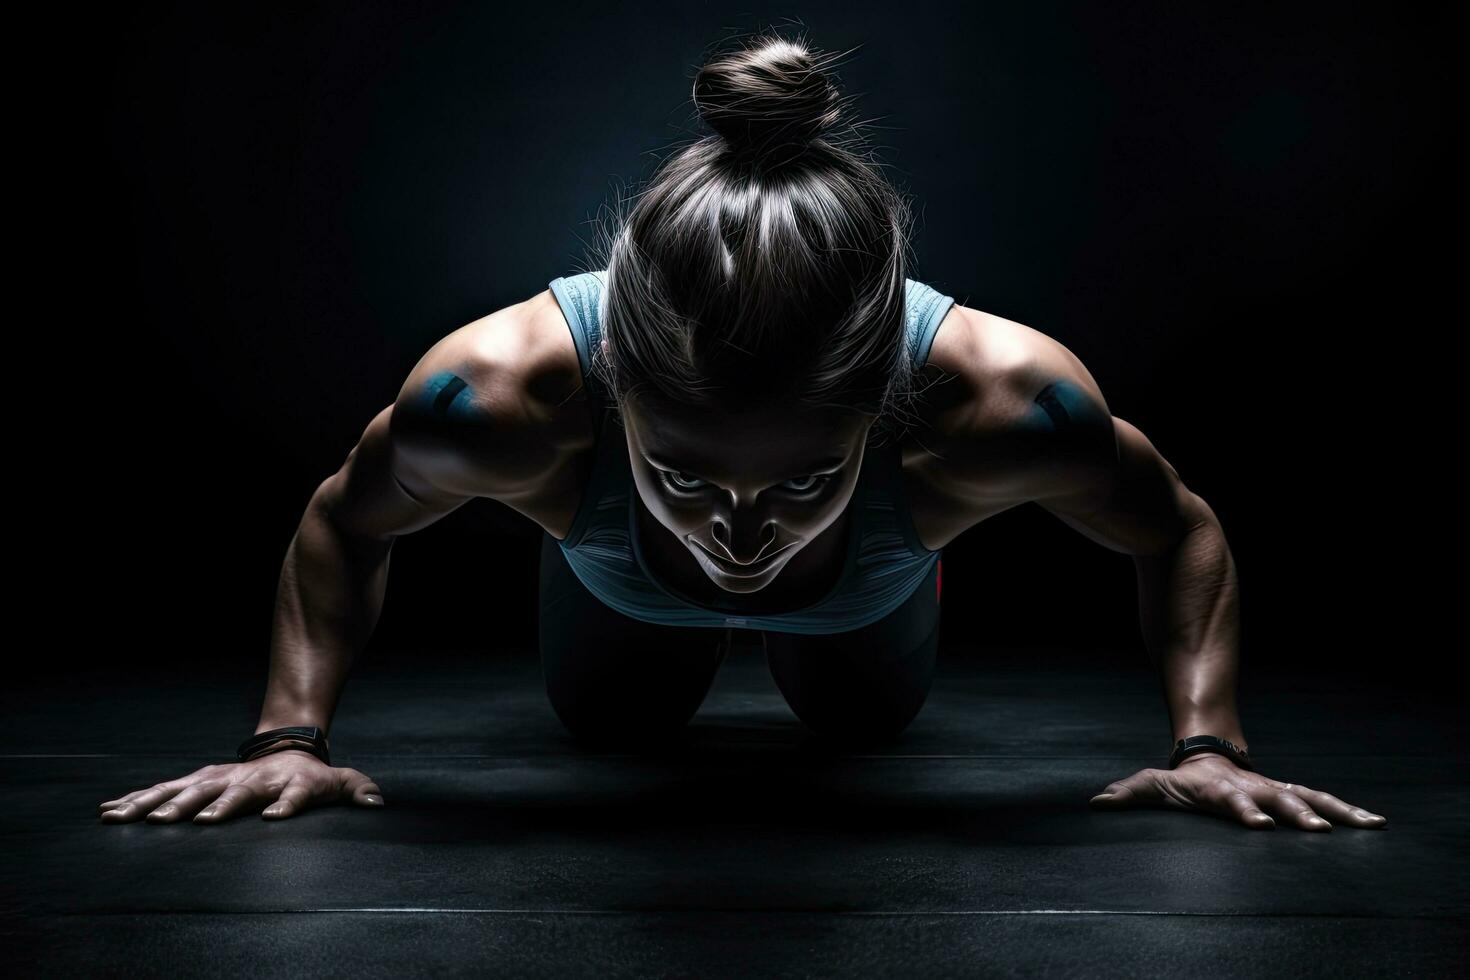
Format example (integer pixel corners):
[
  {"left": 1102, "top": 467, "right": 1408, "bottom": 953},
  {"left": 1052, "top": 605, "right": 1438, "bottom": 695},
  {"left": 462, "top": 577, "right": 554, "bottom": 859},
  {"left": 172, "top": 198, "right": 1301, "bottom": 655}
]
[
  {"left": 1169, "top": 734, "right": 1253, "bottom": 772},
  {"left": 236, "top": 725, "right": 331, "bottom": 766}
]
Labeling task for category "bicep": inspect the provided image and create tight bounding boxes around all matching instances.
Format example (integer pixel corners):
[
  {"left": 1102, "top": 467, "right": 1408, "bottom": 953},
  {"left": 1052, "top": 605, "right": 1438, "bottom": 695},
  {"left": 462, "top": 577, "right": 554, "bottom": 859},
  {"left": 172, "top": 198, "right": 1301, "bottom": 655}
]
[
  {"left": 1036, "top": 415, "right": 1205, "bottom": 557},
  {"left": 966, "top": 347, "right": 1203, "bottom": 556},
  {"left": 315, "top": 402, "right": 478, "bottom": 542},
  {"left": 317, "top": 355, "right": 548, "bottom": 540}
]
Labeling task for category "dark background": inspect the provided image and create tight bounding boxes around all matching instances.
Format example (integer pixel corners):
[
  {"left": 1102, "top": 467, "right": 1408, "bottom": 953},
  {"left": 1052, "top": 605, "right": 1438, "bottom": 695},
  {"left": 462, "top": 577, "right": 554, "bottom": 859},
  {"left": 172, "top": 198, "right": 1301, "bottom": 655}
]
[{"left": 27, "top": 2, "right": 1448, "bottom": 686}]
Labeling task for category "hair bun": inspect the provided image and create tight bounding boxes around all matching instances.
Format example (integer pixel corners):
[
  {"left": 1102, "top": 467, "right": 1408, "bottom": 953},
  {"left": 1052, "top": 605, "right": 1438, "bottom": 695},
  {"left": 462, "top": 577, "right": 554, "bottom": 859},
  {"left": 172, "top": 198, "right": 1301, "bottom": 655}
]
[{"left": 692, "top": 35, "right": 845, "bottom": 159}]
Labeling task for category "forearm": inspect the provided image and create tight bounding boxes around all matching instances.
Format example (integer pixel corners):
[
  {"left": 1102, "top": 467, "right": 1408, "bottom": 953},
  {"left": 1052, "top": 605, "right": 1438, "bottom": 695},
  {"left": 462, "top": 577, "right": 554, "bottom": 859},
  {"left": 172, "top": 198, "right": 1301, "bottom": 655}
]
[
  {"left": 256, "top": 498, "right": 394, "bottom": 736},
  {"left": 1133, "top": 497, "right": 1246, "bottom": 749}
]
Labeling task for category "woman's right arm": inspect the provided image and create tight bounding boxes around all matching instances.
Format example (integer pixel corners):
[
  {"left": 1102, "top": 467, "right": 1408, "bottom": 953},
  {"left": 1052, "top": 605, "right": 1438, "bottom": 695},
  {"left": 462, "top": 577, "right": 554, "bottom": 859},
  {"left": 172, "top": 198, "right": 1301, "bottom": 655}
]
[{"left": 100, "top": 300, "right": 570, "bottom": 824}]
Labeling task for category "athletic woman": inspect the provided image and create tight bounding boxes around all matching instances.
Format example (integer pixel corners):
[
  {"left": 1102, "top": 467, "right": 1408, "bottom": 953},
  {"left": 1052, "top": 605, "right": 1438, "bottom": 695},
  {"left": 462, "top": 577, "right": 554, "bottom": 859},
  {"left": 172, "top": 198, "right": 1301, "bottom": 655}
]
[{"left": 99, "top": 32, "right": 1386, "bottom": 833}]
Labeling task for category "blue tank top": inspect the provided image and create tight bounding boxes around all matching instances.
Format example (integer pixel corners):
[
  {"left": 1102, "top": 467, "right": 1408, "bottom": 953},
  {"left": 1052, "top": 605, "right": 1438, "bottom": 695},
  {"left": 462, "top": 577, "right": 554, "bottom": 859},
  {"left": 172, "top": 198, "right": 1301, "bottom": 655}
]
[{"left": 546, "top": 269, "right": 955, "bottom": 635}]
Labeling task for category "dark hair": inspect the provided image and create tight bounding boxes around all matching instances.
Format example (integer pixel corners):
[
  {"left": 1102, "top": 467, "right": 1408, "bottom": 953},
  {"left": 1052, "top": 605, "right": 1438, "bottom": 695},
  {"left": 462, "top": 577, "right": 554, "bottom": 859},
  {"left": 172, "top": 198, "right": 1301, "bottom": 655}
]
[{"left": 585, "top": 30, "right": 923, "bottom": 446}]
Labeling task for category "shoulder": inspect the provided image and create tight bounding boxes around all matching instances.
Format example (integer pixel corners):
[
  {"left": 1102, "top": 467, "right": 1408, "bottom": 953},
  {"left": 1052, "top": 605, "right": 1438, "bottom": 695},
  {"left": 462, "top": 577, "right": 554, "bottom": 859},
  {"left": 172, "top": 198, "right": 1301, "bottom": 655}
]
[
  {"left": 390, "top": 287, "right": 596, "bottom": 496},
  {"left": 910, "top": 303, "right": 1115, "bottom": 493}
]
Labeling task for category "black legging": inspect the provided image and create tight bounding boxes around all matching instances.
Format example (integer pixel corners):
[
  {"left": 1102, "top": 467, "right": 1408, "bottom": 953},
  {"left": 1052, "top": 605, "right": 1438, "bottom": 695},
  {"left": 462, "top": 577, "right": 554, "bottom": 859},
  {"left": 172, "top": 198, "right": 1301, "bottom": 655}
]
[{"left": 538, "top": 530, "right": 942, "bottom": 749}]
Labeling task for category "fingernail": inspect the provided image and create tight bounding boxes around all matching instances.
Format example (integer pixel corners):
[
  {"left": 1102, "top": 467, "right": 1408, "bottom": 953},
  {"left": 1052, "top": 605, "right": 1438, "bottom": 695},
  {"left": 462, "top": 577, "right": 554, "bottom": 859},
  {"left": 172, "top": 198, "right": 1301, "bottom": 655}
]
[
  {"left": 1310, "top": 817, "right": 1330, "bottom": 827},
  {"left": 364, "top": 795, "right": 383, "bottom": 805},
  {"left": 264, "top": 805, "right": 283, "bottom": 816}
]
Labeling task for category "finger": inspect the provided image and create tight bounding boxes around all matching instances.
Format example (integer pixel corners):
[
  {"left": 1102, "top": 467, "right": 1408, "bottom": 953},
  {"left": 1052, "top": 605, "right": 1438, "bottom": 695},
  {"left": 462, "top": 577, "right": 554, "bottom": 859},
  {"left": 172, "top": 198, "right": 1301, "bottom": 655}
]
[
  {"left": 1261, "top": 787, "right": 1331, "bottom": 831},
  {"left": 1222, "top": 788, "right": 1275, "bottom": 829},
  {"left": 145, "top": 782, "right": 229, "bottom": 823},
  {"left": 262, "top": 777, "right": 314, "bottom": 819},
  {"left": 99, "top": 767, "right": 217, "bottom": 812},
  {"left": 1285, "top": 785, "right": 1388, "bottom": 828},
  {"left": 100, "top": 782, "right": 197, "bottom": 822},
  {"left": 340, "top": 769, "right": 386, "bottom": 807},
  {"left": 193, "top": 784, "right": 259, "bottom": 824},
  {"left": 100, "top": 783, "right": 182, "bottom": 815},
  {"left": 1089, "top": 771, "right": 1163, "bottom": 808}
]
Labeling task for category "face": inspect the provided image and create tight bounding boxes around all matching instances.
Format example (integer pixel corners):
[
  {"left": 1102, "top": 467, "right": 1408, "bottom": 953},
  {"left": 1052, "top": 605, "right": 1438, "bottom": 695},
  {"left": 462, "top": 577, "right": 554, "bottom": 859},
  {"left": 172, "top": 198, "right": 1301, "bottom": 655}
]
[{"left": 622, "top": 394, "right": 875, "bottom": 594}]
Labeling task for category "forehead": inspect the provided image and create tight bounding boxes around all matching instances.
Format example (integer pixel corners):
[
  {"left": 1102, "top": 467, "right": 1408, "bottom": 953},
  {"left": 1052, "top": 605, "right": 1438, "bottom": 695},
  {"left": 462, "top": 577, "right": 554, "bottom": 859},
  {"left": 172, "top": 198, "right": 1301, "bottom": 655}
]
[{"left": 623, "top": 397, "right": 871, "bottom": 465}]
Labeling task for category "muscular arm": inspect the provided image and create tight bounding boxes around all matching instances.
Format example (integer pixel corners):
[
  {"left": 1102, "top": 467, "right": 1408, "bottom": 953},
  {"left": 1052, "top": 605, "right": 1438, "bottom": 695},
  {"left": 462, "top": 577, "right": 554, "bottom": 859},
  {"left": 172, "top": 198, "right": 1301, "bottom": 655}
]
[
  {"left": 945, "top": 323, "right": 1241, "bottom": 756},
  {"left": 927, "top": 310, "right": 1385, "bottom": 831},
  {"left": 261, "top": 332, "right": 544, "bottom": 737}
]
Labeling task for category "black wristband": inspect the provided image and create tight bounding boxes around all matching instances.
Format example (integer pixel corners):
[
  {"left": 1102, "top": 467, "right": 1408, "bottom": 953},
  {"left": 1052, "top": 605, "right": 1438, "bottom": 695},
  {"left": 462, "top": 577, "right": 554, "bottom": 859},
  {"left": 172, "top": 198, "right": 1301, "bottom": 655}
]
[
  {"left": 1169, "top": 734, "right": 1252, "bottom": 772},
  {"left": 237, "top": 726, "right": 331, "bottom": 766}
]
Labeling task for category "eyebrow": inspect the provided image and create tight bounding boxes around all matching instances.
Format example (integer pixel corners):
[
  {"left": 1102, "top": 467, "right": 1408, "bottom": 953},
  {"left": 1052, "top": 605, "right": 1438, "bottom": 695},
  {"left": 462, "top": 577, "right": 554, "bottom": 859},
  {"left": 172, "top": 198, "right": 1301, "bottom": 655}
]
[{"left": 644, "top": 453, "right": 848, "bottom": 481}]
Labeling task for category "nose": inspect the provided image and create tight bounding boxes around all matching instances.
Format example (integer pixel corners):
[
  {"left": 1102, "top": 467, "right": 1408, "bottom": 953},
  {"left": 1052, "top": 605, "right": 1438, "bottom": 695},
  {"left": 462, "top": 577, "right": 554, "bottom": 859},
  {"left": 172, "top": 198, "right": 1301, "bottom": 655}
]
[{"left": 710, "top": 517, "right": 778, "bottom": 565}]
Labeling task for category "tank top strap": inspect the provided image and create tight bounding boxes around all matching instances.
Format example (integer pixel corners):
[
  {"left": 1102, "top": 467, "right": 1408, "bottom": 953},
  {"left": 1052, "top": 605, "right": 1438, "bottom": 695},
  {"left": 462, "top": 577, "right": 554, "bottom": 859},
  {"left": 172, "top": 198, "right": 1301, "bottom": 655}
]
[
  {"left": 547, "top": 269, "right": 610, "bottom": 399},
  {"left": 904, "top": 277, "right": 957, "bottom": 370},
  {"left": 547, "top": 270, "right": 616, "bottom": 551}
]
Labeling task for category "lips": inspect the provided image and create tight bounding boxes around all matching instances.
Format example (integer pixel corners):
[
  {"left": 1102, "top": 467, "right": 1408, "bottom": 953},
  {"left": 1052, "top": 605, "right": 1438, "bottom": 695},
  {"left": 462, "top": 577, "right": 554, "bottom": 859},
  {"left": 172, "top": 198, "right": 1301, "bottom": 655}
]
[{"left": 695, "top": 540, "right": 790, "bottom": 577}]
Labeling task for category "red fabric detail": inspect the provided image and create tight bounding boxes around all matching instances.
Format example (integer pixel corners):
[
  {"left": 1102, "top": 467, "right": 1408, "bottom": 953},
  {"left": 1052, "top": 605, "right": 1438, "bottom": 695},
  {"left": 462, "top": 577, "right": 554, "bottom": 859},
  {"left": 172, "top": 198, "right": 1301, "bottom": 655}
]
[{"left": 936, "top": 558, "right": 943, "bottom": 602}]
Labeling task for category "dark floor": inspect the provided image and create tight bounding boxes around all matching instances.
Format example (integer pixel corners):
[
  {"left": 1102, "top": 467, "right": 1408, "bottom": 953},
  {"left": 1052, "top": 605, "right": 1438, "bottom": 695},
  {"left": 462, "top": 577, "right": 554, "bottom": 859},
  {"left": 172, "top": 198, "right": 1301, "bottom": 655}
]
[{"left": 3, "top": 640, "right": 1465, "bottom": 978}]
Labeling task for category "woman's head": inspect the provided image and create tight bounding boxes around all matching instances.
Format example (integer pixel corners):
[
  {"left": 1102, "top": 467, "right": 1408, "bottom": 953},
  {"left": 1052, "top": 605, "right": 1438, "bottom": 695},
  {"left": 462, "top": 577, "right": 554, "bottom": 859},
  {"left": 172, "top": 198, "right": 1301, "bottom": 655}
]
[
  {"left": 585, "top": 29, "right": 923, "bottom": 589},
  {"left": 589, "top": 30, "right": 920, "bottom": 433}
]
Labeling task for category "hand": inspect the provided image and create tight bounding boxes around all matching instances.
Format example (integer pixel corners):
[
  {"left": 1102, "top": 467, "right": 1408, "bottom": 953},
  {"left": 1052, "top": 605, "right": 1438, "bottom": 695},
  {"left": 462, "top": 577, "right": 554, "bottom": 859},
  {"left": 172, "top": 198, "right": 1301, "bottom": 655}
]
[
  {"left": 98, "top": 750, "right": 386, "bottom": 824},
  {"left": 1088, "top": 752, "right": 1388, "bottom": 831}
]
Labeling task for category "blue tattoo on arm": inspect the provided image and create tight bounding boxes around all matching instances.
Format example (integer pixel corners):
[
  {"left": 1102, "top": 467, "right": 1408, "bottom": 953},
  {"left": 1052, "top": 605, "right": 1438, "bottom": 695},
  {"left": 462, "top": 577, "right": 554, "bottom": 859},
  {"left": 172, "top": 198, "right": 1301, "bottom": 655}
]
[
  {"left": 1033, "top": 381, "right": 1105, "bottom": 428},
  {"left": 1033, "top": 382, "right": 1074, "bottom": 431},
  {"left": 418, "top": 371, "right": 479, "bottom": 424},
  {"left": 1023, "top": 380, "right": 1113, "bottom": 455}
]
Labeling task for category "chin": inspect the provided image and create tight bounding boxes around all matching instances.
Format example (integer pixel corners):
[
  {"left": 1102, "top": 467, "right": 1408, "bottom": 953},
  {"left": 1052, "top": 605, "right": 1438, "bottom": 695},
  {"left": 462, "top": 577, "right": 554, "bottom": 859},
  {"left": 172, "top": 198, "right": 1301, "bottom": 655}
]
[{"left": 709, "top": 573, "right": 774, "bottom": 594}]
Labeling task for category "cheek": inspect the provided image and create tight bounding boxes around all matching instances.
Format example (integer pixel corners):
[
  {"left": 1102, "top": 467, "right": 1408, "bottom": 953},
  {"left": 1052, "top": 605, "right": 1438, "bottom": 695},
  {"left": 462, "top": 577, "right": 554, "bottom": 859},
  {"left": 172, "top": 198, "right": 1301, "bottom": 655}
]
[{"left": 801, "top": 494, "right": 849, "bottom": 536}]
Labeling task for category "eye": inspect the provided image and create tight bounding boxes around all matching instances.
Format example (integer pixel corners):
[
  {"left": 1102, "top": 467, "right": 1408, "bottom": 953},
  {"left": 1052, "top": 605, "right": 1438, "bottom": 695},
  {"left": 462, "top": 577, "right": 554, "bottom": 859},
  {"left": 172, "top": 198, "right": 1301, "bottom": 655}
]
[
  {"left": 781, "top": 474, "right": 833, "bottom": 496},
  {"left": 656, "top": 469, "right": 833, "bottom": 498},
  {"left": 660, "top": 471, "right": 708, "bottom": 494}
]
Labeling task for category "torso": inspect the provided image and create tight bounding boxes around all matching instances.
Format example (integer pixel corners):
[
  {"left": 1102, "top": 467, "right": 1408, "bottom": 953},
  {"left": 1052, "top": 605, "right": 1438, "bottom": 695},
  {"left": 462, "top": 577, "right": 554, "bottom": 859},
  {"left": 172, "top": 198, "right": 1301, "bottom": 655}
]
[{"left": 500, "top": 286, "right": 1025, "bottom": 600}]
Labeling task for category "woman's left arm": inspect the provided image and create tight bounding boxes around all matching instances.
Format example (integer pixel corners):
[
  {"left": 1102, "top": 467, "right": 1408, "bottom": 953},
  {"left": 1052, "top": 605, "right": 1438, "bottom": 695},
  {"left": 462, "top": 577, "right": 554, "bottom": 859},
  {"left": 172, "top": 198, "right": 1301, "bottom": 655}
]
[{"left": 950, "top": 328, "right": 1387, "bottom": 832}]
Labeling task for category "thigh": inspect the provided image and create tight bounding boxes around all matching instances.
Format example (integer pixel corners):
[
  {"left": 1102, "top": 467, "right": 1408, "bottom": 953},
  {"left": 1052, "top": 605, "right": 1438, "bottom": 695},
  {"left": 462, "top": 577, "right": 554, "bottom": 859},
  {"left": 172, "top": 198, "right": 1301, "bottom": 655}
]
[
  {"left": 763, "top": 555, "right": 942, "bottom": 747},
  {"left": 538, "top": 531, "right": 730, "bottom": 747}
]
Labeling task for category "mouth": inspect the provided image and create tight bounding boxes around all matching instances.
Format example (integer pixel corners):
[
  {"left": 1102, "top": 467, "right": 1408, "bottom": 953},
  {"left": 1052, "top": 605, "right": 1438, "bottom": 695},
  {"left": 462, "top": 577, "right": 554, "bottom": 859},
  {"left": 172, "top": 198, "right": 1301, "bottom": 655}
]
[{"left": 693, "top": 540, "right": 793, "bottom": 578}]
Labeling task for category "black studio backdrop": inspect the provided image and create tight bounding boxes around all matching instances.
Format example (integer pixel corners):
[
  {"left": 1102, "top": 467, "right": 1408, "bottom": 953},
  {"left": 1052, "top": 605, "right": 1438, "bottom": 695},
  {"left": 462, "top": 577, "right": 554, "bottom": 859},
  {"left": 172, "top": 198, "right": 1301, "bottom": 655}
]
[{"left": 31, "top": 2, "right": 1449, "bottom": 684}]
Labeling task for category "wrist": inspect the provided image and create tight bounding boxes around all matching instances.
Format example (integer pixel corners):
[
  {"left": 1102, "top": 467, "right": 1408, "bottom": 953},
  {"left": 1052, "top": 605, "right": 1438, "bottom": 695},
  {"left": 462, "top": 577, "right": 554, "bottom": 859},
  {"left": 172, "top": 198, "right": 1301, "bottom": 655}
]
[
  {"left": 237, "top": 725, "right": 331, "bottom": 766},
  {"left": 1169, "top": 733, "right": 1252, "bottom": 772},
  {"left": 1172, "top": 717, "right": 1245, "bottom": 749}
]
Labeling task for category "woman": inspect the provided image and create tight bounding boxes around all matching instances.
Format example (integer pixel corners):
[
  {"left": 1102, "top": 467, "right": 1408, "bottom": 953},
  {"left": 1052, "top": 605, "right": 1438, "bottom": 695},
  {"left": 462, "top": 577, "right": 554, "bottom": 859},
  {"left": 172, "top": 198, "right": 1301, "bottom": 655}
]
[{"left": 99, "top": 32, "right": 1385, "bottom": 833}]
